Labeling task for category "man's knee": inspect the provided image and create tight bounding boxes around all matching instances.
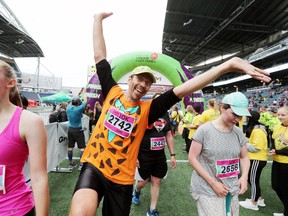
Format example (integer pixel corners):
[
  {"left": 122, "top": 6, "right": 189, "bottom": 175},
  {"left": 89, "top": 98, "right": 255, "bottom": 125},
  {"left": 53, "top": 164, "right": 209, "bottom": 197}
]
[{"left": 70, "top": 189, "right": 98, "bottom": 216}]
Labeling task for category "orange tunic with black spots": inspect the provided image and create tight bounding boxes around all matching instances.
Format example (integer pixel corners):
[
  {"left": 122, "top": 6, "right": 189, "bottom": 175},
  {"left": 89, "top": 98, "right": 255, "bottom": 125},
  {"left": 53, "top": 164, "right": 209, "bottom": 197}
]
[{"left": 81, "top": 85, "right": 152, "bottom": 185}]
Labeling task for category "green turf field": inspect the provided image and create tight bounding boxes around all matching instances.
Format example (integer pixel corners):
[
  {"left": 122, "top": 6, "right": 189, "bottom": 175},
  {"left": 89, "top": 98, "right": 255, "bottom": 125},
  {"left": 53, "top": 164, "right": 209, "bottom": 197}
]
[{"left": 48, "top": 135, "right": 283, "bottom": 216}]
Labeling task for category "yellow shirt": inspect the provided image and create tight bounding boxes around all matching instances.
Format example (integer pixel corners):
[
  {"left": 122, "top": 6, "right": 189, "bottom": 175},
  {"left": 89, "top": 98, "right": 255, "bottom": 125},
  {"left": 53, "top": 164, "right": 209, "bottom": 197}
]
[
  {"left": 272, "top": 124, "right": 288, "bottom": 163},
  {"left": 188, "top": 114, "right": 201, "bottom": 139},
  {"left": 198, "top": 109, "right": 220, "bottom": 124},
  {"left": 238, "top": 116, "right": 244, "bottom": 131},
  {"left": 182, "top": 112, "right": 194, "bottom": 128},
  {"left": 248, "top": 127, "right": 268, "bottom": 161},
  {"left": 171, "top": 110, "right": 181, "bottom": 123}
]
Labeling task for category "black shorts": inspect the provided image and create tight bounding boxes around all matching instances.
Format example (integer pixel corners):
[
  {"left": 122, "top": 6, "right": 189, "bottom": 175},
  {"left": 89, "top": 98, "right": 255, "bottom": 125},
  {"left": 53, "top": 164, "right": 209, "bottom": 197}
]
[
  {"left": 137, "top": 158, "right": 168, "bottom": 180},
  {"left": 24, "top": 207, "right": 35, "bottom": 216},
  {"left": 68, "top": 127, "right": 86, "bottom": 149},
  {"left": 73, "top": 163, "right": 133, "bottom": 216}
]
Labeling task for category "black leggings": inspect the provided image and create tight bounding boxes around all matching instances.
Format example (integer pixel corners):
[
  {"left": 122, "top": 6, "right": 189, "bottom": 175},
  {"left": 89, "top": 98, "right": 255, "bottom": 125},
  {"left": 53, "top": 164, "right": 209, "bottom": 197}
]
[
  {"left": 248, "top": 160, "right": 267, "bottom": 201},
  {"left": 272, "top": 161, "right": 288, "bottom": 216}
]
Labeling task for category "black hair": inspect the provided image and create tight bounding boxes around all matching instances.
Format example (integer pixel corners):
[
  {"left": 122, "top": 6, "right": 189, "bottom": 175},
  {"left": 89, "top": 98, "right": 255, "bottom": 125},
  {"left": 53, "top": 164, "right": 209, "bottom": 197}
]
[
  {"left": 20, "top": 95, "right": 28, "bottom": 107},
  {"left": 194, "top": 106, "right": 200, "bottom": 113},
  {"left": 72, "top": 96, "right": 82, "bottom": 106},
  {"left": 245, "top": 110, "right": 261, "bottom": 138}
]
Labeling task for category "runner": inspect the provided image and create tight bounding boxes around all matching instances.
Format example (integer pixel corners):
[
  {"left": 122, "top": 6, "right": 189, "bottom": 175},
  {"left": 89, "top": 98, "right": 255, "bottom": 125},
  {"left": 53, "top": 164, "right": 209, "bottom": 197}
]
[
  {"left": 132, "top": 93, "right": 176, "bottom": 216},
  {"left": 189, "top": 92, "right": 251, "bottom": 216},
  {"left": 239, "top": 110, "right": 268, "bottom": 211},
  {"left": 269, "top": 106, "right": 288, "bottom": 216},
  {"left": 0, "top": 60, "right": 49, "bottom": 215},
  {"left": 198, "top": 98, "right": 220, "bottom": 126}
]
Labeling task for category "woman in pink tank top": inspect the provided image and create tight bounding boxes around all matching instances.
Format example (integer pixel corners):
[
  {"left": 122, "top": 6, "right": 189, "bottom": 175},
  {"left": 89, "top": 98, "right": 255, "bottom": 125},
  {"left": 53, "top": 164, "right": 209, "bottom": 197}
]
[{"left": 0, "top": 60, "right": 49, "bottom": 215}]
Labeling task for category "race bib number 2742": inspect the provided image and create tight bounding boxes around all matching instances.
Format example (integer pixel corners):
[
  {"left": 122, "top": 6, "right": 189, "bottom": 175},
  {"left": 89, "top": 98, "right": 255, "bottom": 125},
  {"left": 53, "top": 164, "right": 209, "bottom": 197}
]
[{"left": 104, "top": 107, "right": 135, "bottom": 138}]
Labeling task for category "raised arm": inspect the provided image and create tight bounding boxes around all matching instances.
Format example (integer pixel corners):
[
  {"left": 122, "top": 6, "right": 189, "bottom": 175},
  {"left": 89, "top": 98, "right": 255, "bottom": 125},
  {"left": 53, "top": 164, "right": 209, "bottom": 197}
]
[
  {"left": 173, "top": 57, "right": 271, "bottom": 99},
  {"left": 93, "top": 12, "right": 113, "bottom": 64}
]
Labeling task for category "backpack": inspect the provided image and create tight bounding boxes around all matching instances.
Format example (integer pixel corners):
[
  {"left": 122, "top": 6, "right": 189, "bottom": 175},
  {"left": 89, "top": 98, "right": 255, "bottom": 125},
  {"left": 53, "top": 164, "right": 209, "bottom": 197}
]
[
  {"left": 49, "top": 110, "right": 68, "bottom": 123},
  {"left": 49, "top": 111, "right": 61, "bottom": 123}
]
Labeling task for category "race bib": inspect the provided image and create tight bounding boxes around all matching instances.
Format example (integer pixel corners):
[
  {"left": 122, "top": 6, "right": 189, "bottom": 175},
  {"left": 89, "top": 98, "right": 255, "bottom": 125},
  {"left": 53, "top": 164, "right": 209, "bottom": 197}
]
[
  {"left": 150, "top": 137, "right": 166, "bottom": 150},
  {"left": 0, "top": 165, "right": 6, "bottom": 195},
  {"left": 276, "top": 141, "right": 288, "bottom": 150},
  {"left": 104, "top": 107, "right": 135, "bottom": 138},
  {"left": 277, "top": 130, "right": 288, "bottom": 150},
  {"left": 216, "top": 158, "right": 240, "bottom": 179}
]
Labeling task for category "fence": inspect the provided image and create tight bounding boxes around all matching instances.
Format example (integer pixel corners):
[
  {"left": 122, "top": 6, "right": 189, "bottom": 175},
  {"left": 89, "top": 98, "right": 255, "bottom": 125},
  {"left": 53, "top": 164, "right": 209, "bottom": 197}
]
[{"left": 23, "top": 113, "right": 89, "bottom": 181}]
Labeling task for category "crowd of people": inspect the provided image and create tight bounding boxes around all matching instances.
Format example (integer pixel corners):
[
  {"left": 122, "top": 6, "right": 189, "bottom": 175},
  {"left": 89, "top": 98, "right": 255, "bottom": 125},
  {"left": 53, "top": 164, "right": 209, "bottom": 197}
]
[{"left": 1, "top": 11, "right": 288, "bottom": 216}]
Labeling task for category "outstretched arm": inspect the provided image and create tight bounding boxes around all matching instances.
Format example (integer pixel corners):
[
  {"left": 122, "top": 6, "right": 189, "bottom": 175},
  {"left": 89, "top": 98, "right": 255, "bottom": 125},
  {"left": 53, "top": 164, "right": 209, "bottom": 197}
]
[
  {"left": 173, "top": 57, "right": 271, "bottom": 99},
  {"left": 93, "top": 12, "right": 113, "bottom": 64}
]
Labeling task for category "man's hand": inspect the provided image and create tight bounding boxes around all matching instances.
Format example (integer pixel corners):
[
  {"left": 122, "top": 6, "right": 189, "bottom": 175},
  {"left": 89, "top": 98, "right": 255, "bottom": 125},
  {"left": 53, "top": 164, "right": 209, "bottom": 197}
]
[
  {"left": 170, "top": 156, "right": 176, "bottom": 169},
  {"left": 269, "top": 149, "right": 276, "bottom": 156},
  {"left": 225, "top": 57, "right": 271, "bottom": 83},
  {"left": 94, "top": 12, "right": 113, "bottom": 21}
]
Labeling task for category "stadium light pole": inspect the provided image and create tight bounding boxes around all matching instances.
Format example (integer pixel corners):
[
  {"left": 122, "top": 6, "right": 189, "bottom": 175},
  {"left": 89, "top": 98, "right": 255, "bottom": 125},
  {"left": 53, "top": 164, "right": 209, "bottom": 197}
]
[{"left": 36, "top": 56, "right": 40, "bottom": 93}]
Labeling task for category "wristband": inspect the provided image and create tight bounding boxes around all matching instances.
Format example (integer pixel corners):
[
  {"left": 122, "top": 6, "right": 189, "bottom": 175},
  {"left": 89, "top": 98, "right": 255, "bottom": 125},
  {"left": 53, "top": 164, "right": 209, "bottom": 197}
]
[{"left": 170, "top": 154, "right": 176, "bottom": 156}]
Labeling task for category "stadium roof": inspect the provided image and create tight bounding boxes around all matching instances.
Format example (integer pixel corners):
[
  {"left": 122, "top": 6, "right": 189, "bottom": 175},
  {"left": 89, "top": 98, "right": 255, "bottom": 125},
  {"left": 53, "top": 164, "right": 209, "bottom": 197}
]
[
  {"left": 162, "top": 0, "right": 288, "bottom": 66},
  {"left": 0, "top": 1, "right": 44, "bottom": 58}
]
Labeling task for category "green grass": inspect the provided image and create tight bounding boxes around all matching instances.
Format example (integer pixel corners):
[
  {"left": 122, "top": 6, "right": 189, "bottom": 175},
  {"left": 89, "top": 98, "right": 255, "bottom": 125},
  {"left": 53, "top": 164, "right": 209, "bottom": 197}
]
[{"left": 48, "top": 135, "right": 283, "bottom": 215}]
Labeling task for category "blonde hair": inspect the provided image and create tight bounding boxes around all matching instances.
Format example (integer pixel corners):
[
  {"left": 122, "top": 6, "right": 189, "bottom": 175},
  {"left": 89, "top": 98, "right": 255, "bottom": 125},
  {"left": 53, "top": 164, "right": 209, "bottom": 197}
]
[
  {"left": 186, "top": 105, "right": 194, "bottom": 113},
  {"left": 60, "top": 102, "right": 68, "bottom": 110},
  {"left": 278, "top": 106, "right": 288, "bottom": 113},
  {"left": 208, "top": 98, "right": 219, "bottom": 113},
  {"left": 0, "top": 60, "right": 22, "bottom": 107}
]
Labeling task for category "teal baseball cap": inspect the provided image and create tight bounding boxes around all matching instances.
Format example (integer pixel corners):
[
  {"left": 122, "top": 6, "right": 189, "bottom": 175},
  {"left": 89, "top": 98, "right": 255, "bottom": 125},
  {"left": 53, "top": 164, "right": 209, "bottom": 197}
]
[{"left": 222, "top": 92, "right": 251, "bottom": 116}]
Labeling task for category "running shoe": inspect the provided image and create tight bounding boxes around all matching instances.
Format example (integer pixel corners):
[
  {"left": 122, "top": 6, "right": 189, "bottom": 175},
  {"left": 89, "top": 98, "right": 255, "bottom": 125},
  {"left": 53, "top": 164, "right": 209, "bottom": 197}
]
[
  {"left": 78, "top": 163, "right": 83, "bottom": 171},
  {"left": 147, "top": 208, "right": 159, "bottom": 216},
  {"left": 132, "top": 190, "right": 141, "bottom": 205},
  {"left": 245, "top": 198, "right": 266, "bottom": 207},
  {"left": 256, "top": 198, "right": 265, "bottom": 207},
  {"left": 239, "top": 200, "right": 259, "bottom": 211},
  {"left": 68, "top": 161, "right": 77, "bottom": 170}
]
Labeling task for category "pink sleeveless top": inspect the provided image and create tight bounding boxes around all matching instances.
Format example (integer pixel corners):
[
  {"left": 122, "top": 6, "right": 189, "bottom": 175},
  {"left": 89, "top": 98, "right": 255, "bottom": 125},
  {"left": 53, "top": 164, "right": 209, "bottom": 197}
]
[{"left": 0, "top": 107, "right": 34, "bottom": 215}]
